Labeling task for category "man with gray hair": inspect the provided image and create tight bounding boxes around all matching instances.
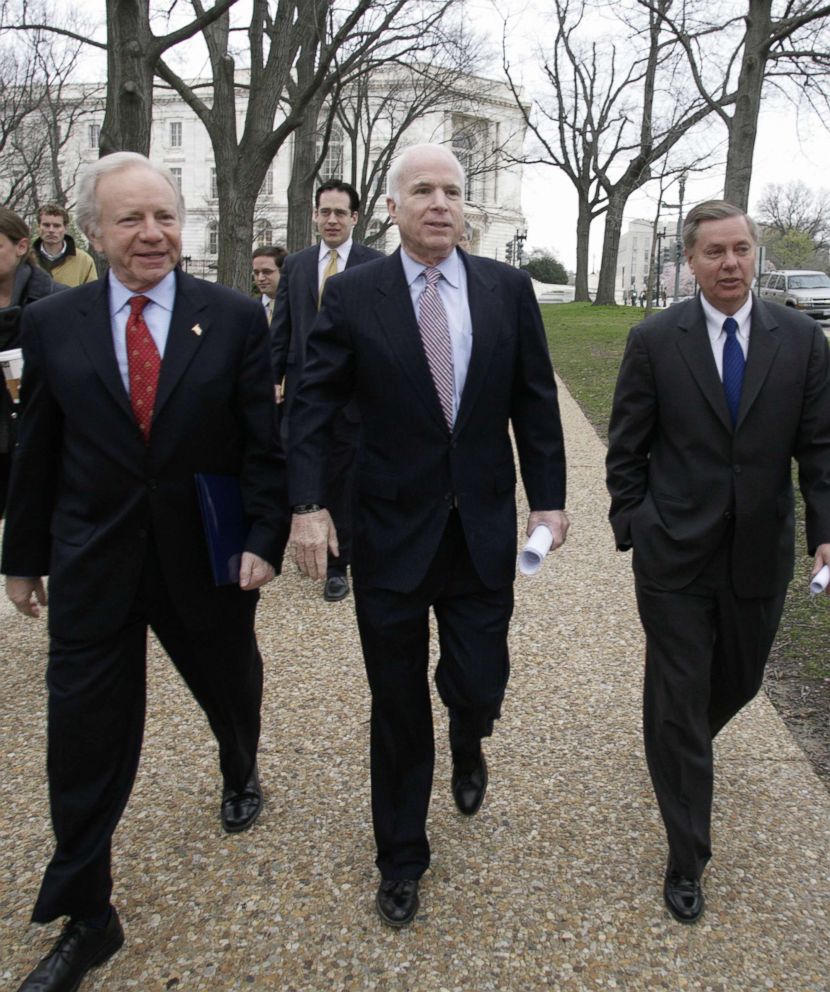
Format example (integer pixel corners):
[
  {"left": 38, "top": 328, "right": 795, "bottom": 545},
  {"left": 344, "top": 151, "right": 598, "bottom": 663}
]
[
  {"left": 3, "top": 152, "right": 288, "bottom": 990},
  {"left": 607, "top": 200, "right": 830, "bottom": 924},
  {"left": 289, "top": 143, "right": 569, "bottom": 926}
]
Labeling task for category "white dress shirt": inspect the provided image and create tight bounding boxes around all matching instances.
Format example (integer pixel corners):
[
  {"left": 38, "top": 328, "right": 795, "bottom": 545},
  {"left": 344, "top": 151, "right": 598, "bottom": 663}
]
[
  {"left": 700, "top": 293, "right": 752, "bottom": 380},
  {"left": 108, "top": 270, "right": 176, "bottom": 395}
]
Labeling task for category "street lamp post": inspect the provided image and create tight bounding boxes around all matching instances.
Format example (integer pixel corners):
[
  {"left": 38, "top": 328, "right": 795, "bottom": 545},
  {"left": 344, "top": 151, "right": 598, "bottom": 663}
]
[{"left": 660, "top": 173, "right": 687, "bottom": 302}]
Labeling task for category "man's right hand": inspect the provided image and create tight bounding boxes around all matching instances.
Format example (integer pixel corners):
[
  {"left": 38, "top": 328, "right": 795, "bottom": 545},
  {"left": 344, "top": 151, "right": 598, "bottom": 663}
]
[
  {"left": 289, "top": 510, "right": 339, "bottom": 581},
  {"left": 6, "top": 576, "right": 47, "bottom": 618}
]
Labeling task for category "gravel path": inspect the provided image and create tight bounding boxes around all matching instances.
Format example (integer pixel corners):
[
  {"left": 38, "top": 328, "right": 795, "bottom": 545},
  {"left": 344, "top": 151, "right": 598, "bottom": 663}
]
[{"left": 1, "top": 382, "right": 828, "bottom": 991}]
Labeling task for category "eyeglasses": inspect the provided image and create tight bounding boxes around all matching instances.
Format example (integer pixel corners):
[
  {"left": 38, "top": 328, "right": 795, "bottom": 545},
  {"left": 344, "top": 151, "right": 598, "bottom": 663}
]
[{"left": 316, "top": 208, "right": 352, "bottom": 219}]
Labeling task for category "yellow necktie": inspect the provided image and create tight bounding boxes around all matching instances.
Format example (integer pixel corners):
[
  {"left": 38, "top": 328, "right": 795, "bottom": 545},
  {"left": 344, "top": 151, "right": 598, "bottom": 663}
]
[
  {"left": 318, "top": 249, "right": 339, "bottom": 308},
  {"left": 265, "top": 299, "right": 273, "bottom": 324}
]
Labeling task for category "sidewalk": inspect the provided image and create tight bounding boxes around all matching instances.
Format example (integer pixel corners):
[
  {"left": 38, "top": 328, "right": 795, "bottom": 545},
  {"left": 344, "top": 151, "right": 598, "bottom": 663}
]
[{"left": 1, "top": 382, "right": 828, "bottom": 991}]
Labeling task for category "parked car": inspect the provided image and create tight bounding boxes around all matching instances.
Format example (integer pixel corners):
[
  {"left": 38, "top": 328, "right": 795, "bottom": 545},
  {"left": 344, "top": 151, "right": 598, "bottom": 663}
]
[{"left": 758, "top": 270, "right": 830, "bottom": 319}]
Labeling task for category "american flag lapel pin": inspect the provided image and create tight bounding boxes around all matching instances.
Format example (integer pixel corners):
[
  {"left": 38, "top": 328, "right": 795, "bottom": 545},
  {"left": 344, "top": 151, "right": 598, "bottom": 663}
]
[{"left": 192, "top": 323, "right": 203, "bottom": 336}]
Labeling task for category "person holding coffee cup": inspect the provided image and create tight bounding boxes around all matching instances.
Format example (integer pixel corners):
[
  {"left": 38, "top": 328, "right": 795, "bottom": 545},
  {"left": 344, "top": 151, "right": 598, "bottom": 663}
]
[{"left": 0, "top": 206, "right": 63, "bottom": 517}]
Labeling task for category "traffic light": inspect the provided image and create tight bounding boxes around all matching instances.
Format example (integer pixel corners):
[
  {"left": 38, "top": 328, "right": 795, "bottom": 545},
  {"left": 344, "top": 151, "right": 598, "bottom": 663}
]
[
  {"left": 674, "top": 241, "right": 682, "bottom": 262},
  {"left": 505, "top": 241, "right": 514, "bottom": 264}
]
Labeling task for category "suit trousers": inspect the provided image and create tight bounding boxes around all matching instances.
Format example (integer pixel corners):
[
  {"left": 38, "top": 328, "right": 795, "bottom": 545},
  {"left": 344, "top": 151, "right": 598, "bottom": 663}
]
[
  {"left": 354, "top": 510, "right": 513, "bottom": 880},
  {"left": 635, "top": 541, "right": 786, "bottom": 879},
  {"left": 32, "top": 539, "right": 263, "bottom": 923}
]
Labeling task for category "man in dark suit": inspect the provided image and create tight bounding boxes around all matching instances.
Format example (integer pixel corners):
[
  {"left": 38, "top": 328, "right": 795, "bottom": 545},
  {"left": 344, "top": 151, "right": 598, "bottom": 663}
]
[
  {"left": 606, "top": 200, "right": 830, "bottom": 925},
  {"left": 289, "top": 144, "right": 569, "bottom": 927},
  {"left": 2, "top": 152, "right": 288, "bottom": 991},
  {"left": 252, "top": 244, "right": 287, "bottom": 328},
  {"left": 271, "top": 180, "right": 382, "bottom": 602}
]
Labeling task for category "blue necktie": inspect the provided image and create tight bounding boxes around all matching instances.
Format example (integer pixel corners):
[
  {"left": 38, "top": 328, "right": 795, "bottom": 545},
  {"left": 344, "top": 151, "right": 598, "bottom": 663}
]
[{"left": 722, "top": 317, "right": 745, "bottom": 427}]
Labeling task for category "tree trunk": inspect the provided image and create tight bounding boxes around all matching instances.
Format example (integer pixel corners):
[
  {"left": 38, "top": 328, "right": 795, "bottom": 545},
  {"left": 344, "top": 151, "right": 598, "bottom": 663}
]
[
  {"left": 593, "top": 188, "right": 630, "bottom": 305},
  {"left": 722, "top": 0, "right": 772, "bottom": 210},
  {"left": 100, "top": 0, "right": 155, "bottom": 156},
  {"left": 573, "top": 197, "right": 592, "bottom": 301},
  {"left": 286, "top": 108, "right": 322, "bottom": 252}
]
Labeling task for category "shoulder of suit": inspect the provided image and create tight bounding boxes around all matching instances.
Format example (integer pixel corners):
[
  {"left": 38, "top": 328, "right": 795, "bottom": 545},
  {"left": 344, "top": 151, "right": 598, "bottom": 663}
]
[{"left": 179, "top": 271, "right": 259, "bottom": 311}]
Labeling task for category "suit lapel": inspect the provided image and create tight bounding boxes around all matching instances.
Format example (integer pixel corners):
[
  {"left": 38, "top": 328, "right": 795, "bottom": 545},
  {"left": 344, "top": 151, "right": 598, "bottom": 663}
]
[
  {"left": 675, "top": 298, "right": 733, "bottom": 432},
  {"left": 374, "top": 251, "right": 449, "bottom": 431},
  {"left": 454, "top": 252, "right": 500, "bottom": 437},
  {"left": 153, "top": 270, "right": 209, "bottom": 422},
  {"left": 738, "top": 297, "right": 780, "bottom": 427},
  {"left": 76, "top": 278, "right": 136, "bottom": 426},
  {"left": 302, "top": 245, "right": 320, "bottom": 310}
]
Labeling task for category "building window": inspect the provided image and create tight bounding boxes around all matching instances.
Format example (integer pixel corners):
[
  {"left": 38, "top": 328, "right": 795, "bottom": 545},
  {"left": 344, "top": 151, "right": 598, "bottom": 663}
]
[
  {"left": 210, "top": 167, "right": 218, "bottom": 199},
  {"left": 207, "top": 221, "right": 218, "bottom": 255},
  {"left": 316, "top": 126, "right": 344, "bottom": 181},
  {"left": 169, "top": 121, "right": 182, "bottom": 147},
  {"left": 254, "top": 220, "right": 273, "bottom": 247},
  {"left": 88, "top": 123, "right": 101, "bottom": 149},
  {"left": 169, "top": 167, "right": 182, "bottom": 191},
  {"left": 452, "top": 119, "right": 486, "bottom": 202},
  {"left": 259, "top": 169, "right": 273, "bottom": 198}
]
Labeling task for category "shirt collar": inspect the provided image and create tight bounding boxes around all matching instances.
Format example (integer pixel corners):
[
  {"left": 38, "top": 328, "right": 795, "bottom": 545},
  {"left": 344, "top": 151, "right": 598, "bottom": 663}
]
[
  {"left": 400, "top": 247, "right": 461, "bottom": 289},
  {"left": 109, "top": 269, "right": 177, "bottom": 317},
  {"left": 319, "top": 238, "right": 352, "bottom": 263},
  {"left": 699, "top": 292, "right": 752, "bottom": 344}
]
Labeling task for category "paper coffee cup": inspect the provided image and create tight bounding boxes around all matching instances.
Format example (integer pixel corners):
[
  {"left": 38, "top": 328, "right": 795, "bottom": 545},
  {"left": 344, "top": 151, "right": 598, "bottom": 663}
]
[{"left": 0, "top": 348, "right": 23, "bottom": 402}]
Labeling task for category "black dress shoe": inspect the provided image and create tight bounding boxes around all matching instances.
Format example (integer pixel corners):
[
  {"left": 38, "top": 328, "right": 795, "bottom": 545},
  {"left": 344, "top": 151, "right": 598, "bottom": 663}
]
[
  {"left": 451, "top": 749, "right": 488, "bottom": 816},
  {"left": 323, "top": 575, "right": 349, "bottom": 603},
  {"left": 221, "top": 765, "right": 262, "bottom": 833},
  {"left": 324, "top": 574, "right": 350, "bottom": 602},
  {"left": 376, "top": 879, "right": 419, "bottom": 928},
  {"left": 18, "top": 908, "right": 124, "bottom": 991},
  {"left": 664, "top": 861, "right": 704, "bottom": 923}
]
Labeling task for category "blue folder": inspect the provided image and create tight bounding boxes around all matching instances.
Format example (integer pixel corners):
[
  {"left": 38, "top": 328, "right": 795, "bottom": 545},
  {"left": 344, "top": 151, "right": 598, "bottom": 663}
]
[{"left": 195, "top": 473, "right": 246, "bottom": 586}]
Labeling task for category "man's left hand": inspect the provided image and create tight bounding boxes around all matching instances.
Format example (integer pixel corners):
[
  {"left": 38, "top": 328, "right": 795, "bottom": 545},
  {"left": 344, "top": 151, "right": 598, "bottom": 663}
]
[
  {"left": 527, "top": 509, "right": 570, "bottom": 550},
  {"left": 239, "top": 552, "right": 275, "bottom": 591}
]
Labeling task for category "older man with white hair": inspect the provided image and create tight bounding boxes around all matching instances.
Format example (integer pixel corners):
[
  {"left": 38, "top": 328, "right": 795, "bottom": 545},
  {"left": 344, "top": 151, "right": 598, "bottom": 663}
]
[
  {"left": 3, "top": 152, "right": 288, "bottom": 991},
  {"left": 288, "top": 143, "right": 569, "bottom": 926}
]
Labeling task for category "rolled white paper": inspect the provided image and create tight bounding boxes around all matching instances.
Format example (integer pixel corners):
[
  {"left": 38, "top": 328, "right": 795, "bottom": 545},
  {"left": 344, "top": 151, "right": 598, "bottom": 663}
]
[
  {"left": 809, "top": 564, "right": 830, "bottom": 597},
  {"left": 519, "top": 525, "right": 553, "bottom": 576}
]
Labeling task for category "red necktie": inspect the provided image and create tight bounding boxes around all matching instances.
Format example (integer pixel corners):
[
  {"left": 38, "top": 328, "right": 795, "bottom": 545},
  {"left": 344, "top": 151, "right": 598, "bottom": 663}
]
[{"left": 126, "top": 295, "right": 160, "bottom": 442}]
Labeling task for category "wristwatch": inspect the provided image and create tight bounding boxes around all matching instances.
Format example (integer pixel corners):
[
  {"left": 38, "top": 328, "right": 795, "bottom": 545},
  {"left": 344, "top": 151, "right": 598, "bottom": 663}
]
[{"left": 293, "top": 503, "right": 324, "bottom": 514}]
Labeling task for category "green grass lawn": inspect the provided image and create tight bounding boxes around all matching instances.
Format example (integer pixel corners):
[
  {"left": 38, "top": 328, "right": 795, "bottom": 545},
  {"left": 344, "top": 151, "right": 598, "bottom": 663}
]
[{"left": 541, "top": 301, "right": 830, "bottom": 682}]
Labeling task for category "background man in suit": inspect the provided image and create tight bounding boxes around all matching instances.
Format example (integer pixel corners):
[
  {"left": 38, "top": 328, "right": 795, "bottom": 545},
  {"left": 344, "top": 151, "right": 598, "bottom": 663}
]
[
  {"left": 271, "top": 179, "right": 382, "bottom": 602},
  {"left": 288, "top": 144, "right": 569, "bottom": 927},
  {"left": 252, "top": 244, "right": 286, "bottom": 327},
  {"left": 33, "top": 204, "right": 97, "bottom": 287},
  {"left": 606, "top": 200, "right": 830, "bottom": 925},
  {"left": 2, "top": 152, "right": 288, "bottom": 991}
]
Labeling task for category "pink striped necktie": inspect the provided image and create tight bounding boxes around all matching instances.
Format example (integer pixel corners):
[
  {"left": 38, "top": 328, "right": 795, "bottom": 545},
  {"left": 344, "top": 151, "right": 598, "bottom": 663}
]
[{"left": 418, "top": 266, "right": 454, "bottom": 427}]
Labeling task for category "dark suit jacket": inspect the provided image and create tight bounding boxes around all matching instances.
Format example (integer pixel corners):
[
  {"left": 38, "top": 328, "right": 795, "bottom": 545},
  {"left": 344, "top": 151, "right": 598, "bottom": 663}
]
[
  {"left": 606, "top": 295, "right": 830, "bottom": 597},
  {"left": 271, "top": 241, "right": 383, "bottom": 421},
  {"left": 288, "top": 248, "right": 566, "bottom": 593},
  {"left": 1, "top": 268, "right": 289, "bottom": 639}
]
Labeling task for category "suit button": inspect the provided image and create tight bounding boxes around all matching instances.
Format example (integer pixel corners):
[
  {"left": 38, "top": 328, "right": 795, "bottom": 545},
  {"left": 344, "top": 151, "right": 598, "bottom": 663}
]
[
  {"left": 733, "top": 465, "right": 741, "bottom": 474},
  {"left": 723, "top": 511, "right": 733, "bottom": 521},
  {"left": 138, "top": 529, "right": 147, "bottom": 539},
  {"left": 148, "top": 479, "right": 158, "bottom": 490}
]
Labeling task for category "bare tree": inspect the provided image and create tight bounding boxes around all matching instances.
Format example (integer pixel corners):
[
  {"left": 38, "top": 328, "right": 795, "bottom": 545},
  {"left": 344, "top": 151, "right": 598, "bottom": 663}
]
[
  {"left": 154, "top": 0, "right": 473, "bottom": 288},
  {"left": 641, "top": 0, "right": 830, "bottom": 210},
  {"left": 2, "top": 0, "right": 240, "bottom": 155},
  {"left": 505, "top": 0, "right": 729, "bottom": 304},
  {"left": 756, "top": 180, "right": 830, "bottom": 249},
  {"left": 0, "top": 18, "right": 101, "bottom": 218}
]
